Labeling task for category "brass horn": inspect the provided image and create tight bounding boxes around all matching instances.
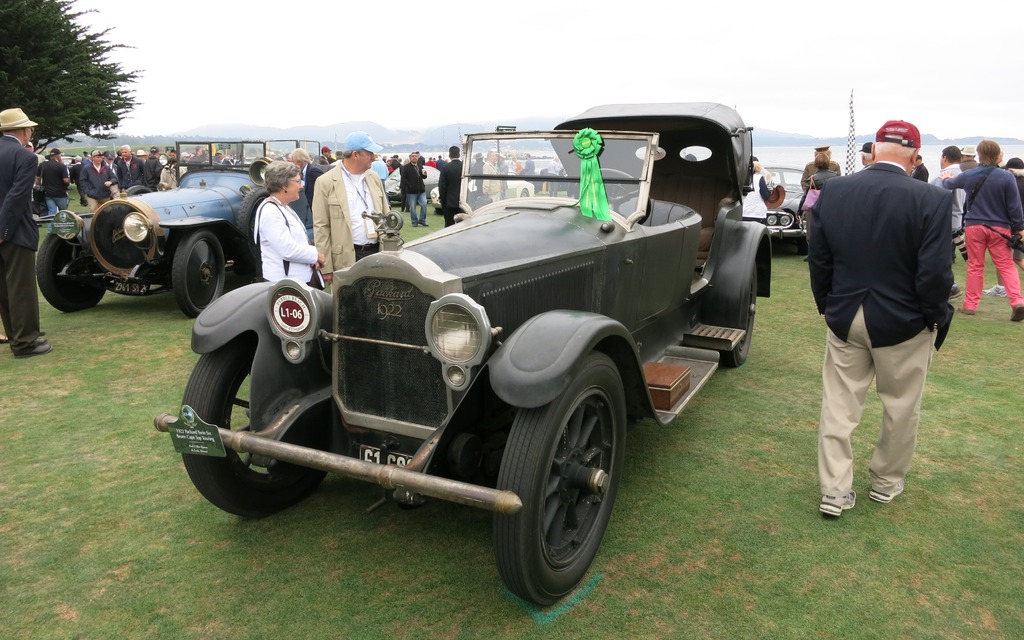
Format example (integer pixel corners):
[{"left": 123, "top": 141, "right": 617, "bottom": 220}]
[{"left": 248, "top": 157, "right": 272, "bottom": 186}]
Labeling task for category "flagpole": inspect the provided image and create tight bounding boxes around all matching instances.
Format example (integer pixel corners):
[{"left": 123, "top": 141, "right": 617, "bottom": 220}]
[{"left": 845, "top": 89, "right": 856, "bottom": 175}]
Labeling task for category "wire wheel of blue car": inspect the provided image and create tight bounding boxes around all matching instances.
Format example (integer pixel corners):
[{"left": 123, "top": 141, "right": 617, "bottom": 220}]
[
  {"left": 181, "top": 336, "right": 327, "bottom": 518},
  {"left": 35, "top": 234, "right": 106, "bottom": 312},
  {"left": 494, "top": 352, "right": 626, "bottom": 606},
  {"left": 171, "top": 229, "right": 225, "bottom": 317}
]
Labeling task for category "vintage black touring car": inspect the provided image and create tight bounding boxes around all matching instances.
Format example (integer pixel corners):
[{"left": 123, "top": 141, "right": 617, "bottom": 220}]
[
  {"left": 155, "top": 103, "right": 772, "bottom": 605},
  {"left": 37, "top": 140, "right": 319, "bottom": 317}
]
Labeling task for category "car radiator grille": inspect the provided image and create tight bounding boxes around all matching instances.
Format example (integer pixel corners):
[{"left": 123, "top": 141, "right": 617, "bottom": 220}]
[
  {"left": 336, "top": 278, "right": 447, "bottom": 426},
  {"left": 478, "top": 262, "right": 596, "bottom": 335},
  {"left": 91, "top": 203, "right": 150, "bottom": 271}
]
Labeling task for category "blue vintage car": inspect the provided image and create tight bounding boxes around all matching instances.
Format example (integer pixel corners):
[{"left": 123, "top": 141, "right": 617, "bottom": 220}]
[
  {"left": 37, "top": 140, "right": 320, "bottom": 317},
  {"left": 155, "top": 103, "right": 772, "bottom": 605}
]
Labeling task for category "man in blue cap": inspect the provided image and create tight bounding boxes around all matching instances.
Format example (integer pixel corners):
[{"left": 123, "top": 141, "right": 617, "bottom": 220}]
[{"left": 312, "top": 131, "right": 389, "bottom": 284}]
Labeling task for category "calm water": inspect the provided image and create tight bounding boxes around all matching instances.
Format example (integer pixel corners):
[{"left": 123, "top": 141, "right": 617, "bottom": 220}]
[{"left": 754, "top": 145, "right": 1024, "bottom": 177}]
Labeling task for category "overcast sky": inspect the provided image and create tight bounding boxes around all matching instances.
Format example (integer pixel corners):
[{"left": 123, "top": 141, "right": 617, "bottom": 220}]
[{"left": 75, "top": 0, "right": 1024, "bottom": 141}]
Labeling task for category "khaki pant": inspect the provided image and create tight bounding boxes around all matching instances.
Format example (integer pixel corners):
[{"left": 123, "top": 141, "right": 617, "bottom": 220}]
[
  {"left": 818, "top": 307, "right": 936, "bottom": 497},
  {"left": 86, "top": 196, "right": 110, "bottom": 212}
]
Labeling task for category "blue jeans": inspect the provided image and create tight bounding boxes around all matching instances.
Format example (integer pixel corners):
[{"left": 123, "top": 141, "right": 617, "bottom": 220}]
[
  {"left": 407, "top": 192, "right": 427, "bottom": 224},
  {"left": 45, "top": 196, "right": 69, "bottom": 216}
]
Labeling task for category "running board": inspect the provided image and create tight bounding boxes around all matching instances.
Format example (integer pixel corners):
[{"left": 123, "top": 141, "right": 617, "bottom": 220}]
[
  {"left": 644, "top": 345, "right": 720, "bottom": 424},
  {"left": 682, "top": 323, "right": 746, "bottom": 352}
]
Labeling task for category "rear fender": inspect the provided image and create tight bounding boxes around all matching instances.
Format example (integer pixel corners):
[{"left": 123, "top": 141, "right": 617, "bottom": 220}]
[
  {"left": 192, "top": 282, "right": 334, "bottom": 432},
  {"left": 701, "top": 218, "right": 772, "bottom": 327},
  {"left": 488, "top": 310, "right": 652, "bottom": 418}
]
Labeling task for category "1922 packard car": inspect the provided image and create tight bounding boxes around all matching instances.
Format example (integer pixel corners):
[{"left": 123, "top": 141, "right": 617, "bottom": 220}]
[
  {"left": 155, "top": 103, "right": 772, "bottom": 605},
  {"left": 37, "top": 140, "right": 319, "bottom": 317}
]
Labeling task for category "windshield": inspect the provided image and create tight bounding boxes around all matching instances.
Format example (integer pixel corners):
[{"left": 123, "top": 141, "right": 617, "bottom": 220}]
[{"left": 463, "top": 132, "right": 653, "bottom": 215}]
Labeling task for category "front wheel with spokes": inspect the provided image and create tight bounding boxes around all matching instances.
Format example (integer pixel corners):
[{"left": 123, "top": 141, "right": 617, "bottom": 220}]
[
  {"left": 180, "top": 337, "right": 326, "bottom": 517},
  {"left": 494, "top": 352, "right": 626, "bottom": 605}
]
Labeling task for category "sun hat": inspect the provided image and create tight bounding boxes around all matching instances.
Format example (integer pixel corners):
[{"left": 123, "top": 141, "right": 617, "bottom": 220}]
[
  {"left": 961, "top": 144, "right": 977, "bottom": 156},
  {"left": 0, "top": 107, "right": 38, "bottom": 130}
]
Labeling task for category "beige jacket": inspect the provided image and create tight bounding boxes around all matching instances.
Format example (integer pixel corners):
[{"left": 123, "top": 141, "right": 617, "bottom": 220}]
[{"left": 312, "top": 165, "right": 388, "bottom": 274}]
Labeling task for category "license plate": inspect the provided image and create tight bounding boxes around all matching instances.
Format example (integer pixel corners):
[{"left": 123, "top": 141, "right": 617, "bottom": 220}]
[
  {"left": 110, "top": 279, "right": 150, "bottom": 295},
  {"left": 359, "top": 445, "right": 412, "bottom": 467}
]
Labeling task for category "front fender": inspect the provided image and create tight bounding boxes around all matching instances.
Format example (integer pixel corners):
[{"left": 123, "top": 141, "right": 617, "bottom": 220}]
[
  {"left": 192, "top": 281, "right": 334, "bottom": 433},
  {"left": 489, "top": 311, "right": 639, "bottom": 409}
]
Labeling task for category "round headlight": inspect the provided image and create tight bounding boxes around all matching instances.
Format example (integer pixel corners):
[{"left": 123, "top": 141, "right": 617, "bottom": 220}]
[
  {"left": 779, "top": 214, "right": 793, "bottom": 227},
  {"left": 446, "top": 365, "right": 467, "bottom": 387},
  {"left": 767, "top": 214, "right": 778, "bottom": 225},
  {"left": 430, "top": 303, "right": 483, "bottom": 363},
  {"left": 123, "top": 212, "right": 150, "bottom": 243}
]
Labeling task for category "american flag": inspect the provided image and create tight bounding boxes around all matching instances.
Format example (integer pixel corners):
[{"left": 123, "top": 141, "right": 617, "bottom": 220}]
[{"left": 845, "top": 90, "right": 857, "bottom": 175}]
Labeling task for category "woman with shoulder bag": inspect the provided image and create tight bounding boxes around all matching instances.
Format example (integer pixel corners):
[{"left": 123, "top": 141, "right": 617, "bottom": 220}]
[
  {"left": 799, "top": 152, "right": 840, "bottom": 249},
  {"left": 254, "top": 160, "right": 326, "bottom": 287}
]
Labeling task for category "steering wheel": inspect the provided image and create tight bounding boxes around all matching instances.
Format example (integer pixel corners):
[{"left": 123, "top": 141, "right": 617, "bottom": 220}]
[{"left": 600, "top": 168, "right": 636, "bottom": 207}]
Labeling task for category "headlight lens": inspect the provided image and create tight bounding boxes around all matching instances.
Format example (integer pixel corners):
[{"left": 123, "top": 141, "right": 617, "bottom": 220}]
[
  {"left": 779, "top": 213, "right": 793, "bottom": 227},
  {"left": 123, "top": 212, "right": 151, "bottom": 242},
  {"left": 430, "top": 303, "right": 483, "bottom": 363},
  {"left": 767, "top": 214, "right": 778, "bottom": 225}
]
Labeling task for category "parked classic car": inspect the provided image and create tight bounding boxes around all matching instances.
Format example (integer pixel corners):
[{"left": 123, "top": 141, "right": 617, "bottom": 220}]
[
  {"left": 37, "top": 140, "right": 320, "bottom": 317},
  {"left": 384, "top": 164, "right": 440, "bottom": 203},
  {"left": 155, "top": 103, "right": 772, "bottom": 605},
  {"left": 763, "top": 165, "right": 807, "bottom": 255}
]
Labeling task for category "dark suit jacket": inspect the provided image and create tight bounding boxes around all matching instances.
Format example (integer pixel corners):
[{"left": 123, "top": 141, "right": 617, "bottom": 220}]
[
  {"left": 304, "top": 163, "right": 324, "bottom": 206},
  {"left": 0, "top": 135, "right": 40, "bottom": 250},
  {"left": 437, "top": 158, "right": 462, "bottom": 210},
  {"left": 808, "top": 162, "right": 954, "bottom": 349}
]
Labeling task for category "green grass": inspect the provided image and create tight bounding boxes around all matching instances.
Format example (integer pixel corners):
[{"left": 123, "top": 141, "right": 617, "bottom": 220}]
[{"left": 2, "top": 235, "right": 1022, "bottom": 639}]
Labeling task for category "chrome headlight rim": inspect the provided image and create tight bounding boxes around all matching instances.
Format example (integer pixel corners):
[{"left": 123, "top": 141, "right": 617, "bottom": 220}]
[
  {"left": 123, "top": 211, "right": 152, "bottom": 243},
  {"left": 425, "top": 294, "right": 491, "bottom": 368}
]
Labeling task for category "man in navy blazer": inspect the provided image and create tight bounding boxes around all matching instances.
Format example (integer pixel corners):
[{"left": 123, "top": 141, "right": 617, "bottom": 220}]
[
  {"left": 809, "top": 119, "right": 953, "bottom": 517},
  {"left": 0, "top": 107, "right": 51, "bottom": 358}
]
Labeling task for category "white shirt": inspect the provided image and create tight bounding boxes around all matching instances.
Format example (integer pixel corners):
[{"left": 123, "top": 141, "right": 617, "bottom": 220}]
[
  {"left": 341, "top": 166, "right": 373, "bottom": 245},
  {"left": 742, "top": 173, "right": 769, "bottom": 220},
  {"left": 254, "top": 198, "right": 319, "bottom": 282}
]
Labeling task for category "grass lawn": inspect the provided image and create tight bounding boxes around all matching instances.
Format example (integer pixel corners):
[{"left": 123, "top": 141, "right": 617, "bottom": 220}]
[{"left": 2, "top": 220, "right": 1022, "bottom": 639}]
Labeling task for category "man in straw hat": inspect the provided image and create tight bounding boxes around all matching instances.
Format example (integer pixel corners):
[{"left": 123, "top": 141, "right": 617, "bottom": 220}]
[{"left": 0, "top": 107, "right": 51, "bottom": 358}]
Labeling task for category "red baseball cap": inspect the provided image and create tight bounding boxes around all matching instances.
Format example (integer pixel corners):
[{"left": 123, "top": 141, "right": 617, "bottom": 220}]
[{"left": 875, "top": 120, "right": 921, "bottom": 149}]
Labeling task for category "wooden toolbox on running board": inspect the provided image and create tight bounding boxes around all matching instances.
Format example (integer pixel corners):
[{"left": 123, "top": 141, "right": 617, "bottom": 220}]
[{"left": 643, "top": 362, "right": 692, "bottom": 411}]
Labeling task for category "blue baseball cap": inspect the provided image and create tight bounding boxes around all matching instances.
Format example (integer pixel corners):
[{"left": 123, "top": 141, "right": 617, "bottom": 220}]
[{"left": 343, "top": 131, "right": 383, "bottom": 153}]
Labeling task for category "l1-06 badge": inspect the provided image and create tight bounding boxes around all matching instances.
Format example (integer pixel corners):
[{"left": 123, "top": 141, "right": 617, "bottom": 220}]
[{"left": 167, "top": 405, "right": 226, "bottom": 457}]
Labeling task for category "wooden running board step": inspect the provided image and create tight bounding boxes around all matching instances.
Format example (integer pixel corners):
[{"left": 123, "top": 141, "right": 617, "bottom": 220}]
[
  {"left": 681, "top": 323, "right": 746, "bottom": 351},
  {"left": 643, "top": 346, "right": 720, "bottom": 424}
]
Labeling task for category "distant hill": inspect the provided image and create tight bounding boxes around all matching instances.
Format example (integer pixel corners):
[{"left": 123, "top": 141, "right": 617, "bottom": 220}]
[{"left": 74, "top": 119, "right": 1024, "bottom": 152}]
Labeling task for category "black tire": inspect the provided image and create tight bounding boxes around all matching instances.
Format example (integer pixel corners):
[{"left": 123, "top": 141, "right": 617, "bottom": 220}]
[
  {"left": 494, "top": 352, "right": 626, "bottom": 605},
  {"left": 181, "top": 338, "right": 327, "bottom": 517},
  {"left": 171, "top": 229, "right": 225, "bottom": 318},
  {"left": 235, "top": 187, "right": 269, "bottom": 277},
  {"left": 125, "top": 185, "right": 152, "bottom": 196},
  {"left": 721, "top": 265, "right": 757, "bottom": 367},
  {"left": 519, "top": 188, "right": 529, "bottom": 198},
  {"left": 35, "top": 235, "right": 105, "bottom": 312}
]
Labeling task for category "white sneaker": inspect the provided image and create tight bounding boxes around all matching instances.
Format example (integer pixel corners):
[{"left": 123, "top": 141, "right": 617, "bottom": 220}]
[
  {"left": 983, "top": 285, "right": 1007, "bottom": 297},
  {"left": 869, "top": 480, "right": 905, "bottom": 504},
  {"left": 820, "top": 490, "right": 856, "bottom": 517}
]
